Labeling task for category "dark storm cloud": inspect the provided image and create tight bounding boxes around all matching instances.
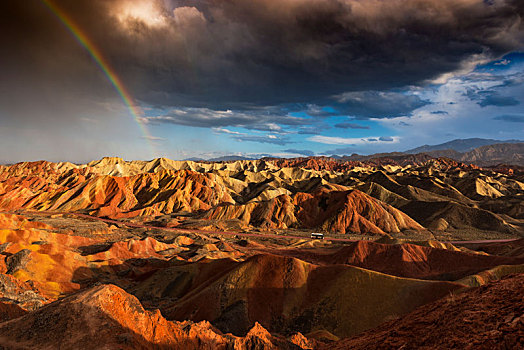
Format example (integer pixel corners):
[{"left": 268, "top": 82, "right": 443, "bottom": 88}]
[
  {"left": 140, "top": 105, "right": 338, "bottom": 134},
  {"left": 334, "top": 122, "right": 370, "bottom": 129},
  {"left": 493, "top": 114, "right": 524, "bottom": 122},
  {"left": 332, "top": 91, "right": 430, "bottom": 119},
  {"left": 142, "top": 108, "right": 268, "bottom": 128},
  {"left": 379, "top": 136, "right": 394, "bottom": 142},
  {"left": 2, "top": 0, "right": 524, "bottom": 114},
  {"left": 141, "top": 106, "right": 316, "bottom": 129}
]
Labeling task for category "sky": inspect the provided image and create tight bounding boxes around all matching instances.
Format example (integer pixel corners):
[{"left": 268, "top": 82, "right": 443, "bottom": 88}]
[{"left": 1, "top": 0, "right": 524, "bottom": 162}]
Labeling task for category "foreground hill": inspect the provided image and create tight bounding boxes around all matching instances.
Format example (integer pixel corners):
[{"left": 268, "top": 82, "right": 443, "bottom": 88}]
[
  {"left": 0, "top": 212, "right": 523, "bottom": 347},
  {"left": 328, "top": 273, "right": 524, "bottom": 349},
  {"left": 0, "top": 283, "right": 308, "bottom": 349},
  {"left": 132, "top": 253, "right": 462, "bottom": 338}
]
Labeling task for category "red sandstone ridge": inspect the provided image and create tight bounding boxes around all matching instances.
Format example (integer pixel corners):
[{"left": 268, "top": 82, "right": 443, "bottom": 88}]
[
  {"left": 0, "top": 168, "right": 234, "bottom": 218},
  {"left": 266, "top": 155, "right": 461, "bottom": 169},
  {"left": 0, "top": 283, "right": 310, "bottom": 349},
  {"left": 1, "top": 157, "right": 522, "bottom": 238},
  {"left": 202, "top": 194, "right": 298, "bottom": 229},
  {"left": 202, "top": 189, "right": 423, "bottom": 234},
  {"left": 326, "top": 273, "right": 524, "bottom": 349},
  {"left": 294, "top": 188, "right": 424, "bottom": 234},
  {"left": 268, "top": 157, "right": 361, "bottom": 172},
  {"left": 325, "top": 240, "right": 524, "bottom": 280}
]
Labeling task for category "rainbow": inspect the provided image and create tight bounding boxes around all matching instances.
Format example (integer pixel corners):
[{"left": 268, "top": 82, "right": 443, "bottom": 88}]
[{"left": 42, "top": 0, "right": 157, "bottom": 158}]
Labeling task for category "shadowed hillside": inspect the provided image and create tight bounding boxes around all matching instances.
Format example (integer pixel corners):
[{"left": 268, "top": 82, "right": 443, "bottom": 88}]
[{"left": 327, "top": 273, "right": 524, "bottom": 349}]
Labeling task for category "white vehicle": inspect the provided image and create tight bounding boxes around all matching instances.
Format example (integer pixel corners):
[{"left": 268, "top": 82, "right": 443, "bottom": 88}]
[{"left": 310, "top": 232, "right": 324, "bottom": 240}]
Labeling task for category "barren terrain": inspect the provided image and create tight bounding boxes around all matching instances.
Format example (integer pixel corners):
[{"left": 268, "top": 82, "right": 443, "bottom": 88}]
[{"left": 0, "top": 156, "right": 523, "bottom": 348}]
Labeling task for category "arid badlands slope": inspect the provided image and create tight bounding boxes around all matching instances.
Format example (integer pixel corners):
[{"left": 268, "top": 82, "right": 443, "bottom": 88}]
[
  {"left": 1, "top": 156, "right": 523, "bottom": 238},
  {"left": 0, "top": 156, "right": 523, "bottom": 348}
]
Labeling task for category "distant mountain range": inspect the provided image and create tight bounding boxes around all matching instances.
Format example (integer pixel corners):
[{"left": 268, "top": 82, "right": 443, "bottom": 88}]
[
  {"left": 183, "top": 155, "right": 260, "bottom": 162},
  {"left": 180, "top": 138, "right": 524, "bottom": 166},
  {"left": 338, "top": 142, "right": 524, "bottom": 166},
  {"left": 208, "top": 155, "right": 258, "bottom": 162},
  {"left": 454, "top": 143, "right": 524, "bottom": 166},
  {"left": 405, "top": 138, "right": 523, "bottom": 153},
  {"left": 405, "top": 139, "right": 524, "bottom": 166}
]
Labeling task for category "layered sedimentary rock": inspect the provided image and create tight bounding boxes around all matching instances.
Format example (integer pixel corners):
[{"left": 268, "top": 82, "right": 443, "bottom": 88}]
[{"left": 2, "top": 156, "right": 522, "bottom": 237}]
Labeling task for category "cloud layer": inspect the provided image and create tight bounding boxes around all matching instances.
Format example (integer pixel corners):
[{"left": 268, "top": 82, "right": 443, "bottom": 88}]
[
  {"left": 1, "top": 1, "right": 524, "bottom": 162},
  {"left": 2, "top": 0, "right": 523, "bottom": 111}
]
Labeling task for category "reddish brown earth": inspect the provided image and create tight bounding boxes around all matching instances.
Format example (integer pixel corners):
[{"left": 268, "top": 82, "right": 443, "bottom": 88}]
[
  {"left": 1, "top": 157, "right": 522, "bottom": 239},
  {"left": 129, "top": 252, "right": 462, "bottom": 338},
  {"left": 294, "top": 188, "right": 424, "bottom": 234},
  {"left": 0, "top": 157, "right": 523, "bottom": 348},
  {"left": 327, "top": 273, "right": 524, "bottom": 350},
  {"left": 203, "top": 188, "right": 423, "bottom": 234},
  {"left": 462, "top": 238, "right": 524, "bottom": 258},
  {"left": 244, "top": 239, "right": 524, "bottom": 280},
  {"left": 0, "top": 302, "right": 26, "bottom": 323},
  {"left": 0, "top": 283, "right": 311, "bottom": 349},
  {"left": 325, "top": 240, "right": 524, "bottom": 280}
]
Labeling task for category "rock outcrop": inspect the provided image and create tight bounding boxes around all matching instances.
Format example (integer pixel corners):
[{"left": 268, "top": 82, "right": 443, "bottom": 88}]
[{"left": 0, "top": 283, "right": 307, "bottom": 349}]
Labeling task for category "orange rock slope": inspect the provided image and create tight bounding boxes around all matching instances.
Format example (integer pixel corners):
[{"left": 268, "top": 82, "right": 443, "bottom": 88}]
[
  {"left": 0, "top": 283, "right": 311, "bottom": 350},
  {"left": 2, "top": 156, "right": 523, "bottom": 237},
  {"left": 0, "top": 213, "right": 198, "bottom": 301},
  {"left": 132, "top": 253, "right": 463, "bottom": 338},
  {"left": 203, "top": 189, "right": 424, "bottom": 234},
  {"left": 0, "top": 165, "right": 234, "bottom": 219},
  {"left": 0, "top": 211, "right": 523, "bottom": 347}
]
